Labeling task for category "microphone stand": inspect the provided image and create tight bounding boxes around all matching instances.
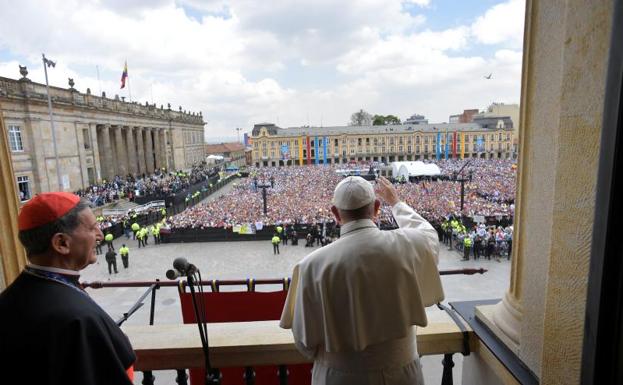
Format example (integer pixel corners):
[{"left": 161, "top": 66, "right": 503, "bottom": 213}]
[{"left": 186, "top": 270, "right": 220, "bottom": 385}]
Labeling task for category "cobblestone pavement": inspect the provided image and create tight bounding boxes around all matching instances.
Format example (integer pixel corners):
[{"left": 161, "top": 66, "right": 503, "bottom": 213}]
[{"left": 82, "top": 235, "right": 510, "bottom": 384}]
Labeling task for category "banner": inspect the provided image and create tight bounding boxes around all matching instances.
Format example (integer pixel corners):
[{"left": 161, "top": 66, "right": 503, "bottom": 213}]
[
  {"left": 476, "top": 136, "right": 485, "bottom": 152},
  {"left": 314, "top": 136, "right": 319, "bottom": 165},
  {"left": 299, "top": 136, "right": 304, "bottom": 165},
  {"left": 460, "top": 132, "right": 465, "bottom": 159},
  {"left": 306, "top": 136, "right": 311, "bottom": 165},
  {"left": 280, "top": 143, "right": 290, "bottom": 160},
  {"left": 323, "top": 136, "right": 328, "bottom": 164},
  {"left": 436, "top": 132, "right": 441, "bottom": 160},
  {"left": 235, "top": 223, "right": 256, "bottom": 234}
]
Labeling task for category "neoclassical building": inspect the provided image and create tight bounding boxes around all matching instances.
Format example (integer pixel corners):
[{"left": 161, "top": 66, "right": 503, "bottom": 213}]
[
  {"left": 250, "top": 120, "right": 514, "bottom": 168},
  {"left": 0, "top": 71, "right": 205, "bottom": 199}
]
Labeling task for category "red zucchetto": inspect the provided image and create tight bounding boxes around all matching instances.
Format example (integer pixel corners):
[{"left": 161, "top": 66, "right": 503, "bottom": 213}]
[{"left": 18, "top": 192, "right": 81, "bottom": 231}]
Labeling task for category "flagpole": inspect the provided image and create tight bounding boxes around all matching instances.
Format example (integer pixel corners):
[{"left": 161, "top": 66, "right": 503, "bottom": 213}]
[
  {"left": 127, "top": 76, "right": 132, "bottom": 103},
  {"left": 96, "top": 65, "right": 102, "bottom": 95},
  {"left": 126, "top": 59, "right": 132, "bottom": 102},
  {"left": 42, "top": 53, "right": 62, "bottom": 191}
]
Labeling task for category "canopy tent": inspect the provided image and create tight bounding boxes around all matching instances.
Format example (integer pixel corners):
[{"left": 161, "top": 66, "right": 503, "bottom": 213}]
[{"left": 391, "top": 161, "right": 441, "bottom": 179}]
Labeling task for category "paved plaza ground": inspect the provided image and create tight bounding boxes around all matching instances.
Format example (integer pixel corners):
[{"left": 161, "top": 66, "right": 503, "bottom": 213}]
[{"left": 83, "top": 234, "right": 510, "bottom": 384}]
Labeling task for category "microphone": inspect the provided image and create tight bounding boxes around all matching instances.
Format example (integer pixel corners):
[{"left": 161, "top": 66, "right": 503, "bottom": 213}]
[
  {"left": 172, "top": 257, "right": 198, "bottom": 275},
  {"left": 166, "top": 269, "right": 181, "bottom": 280}
]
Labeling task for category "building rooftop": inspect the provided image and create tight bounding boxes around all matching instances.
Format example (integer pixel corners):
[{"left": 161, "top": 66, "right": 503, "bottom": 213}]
[
  {"left": 252, "top": 122, "right": 512, "bottom": 137},
  {"left": 205, "top": 142, "right": 245, "bottom": 154}
]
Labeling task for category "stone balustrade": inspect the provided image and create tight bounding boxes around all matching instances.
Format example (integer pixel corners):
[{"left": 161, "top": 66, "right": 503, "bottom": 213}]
[{"left": 123, "top": 317, "right": 470, "bottom": 383}]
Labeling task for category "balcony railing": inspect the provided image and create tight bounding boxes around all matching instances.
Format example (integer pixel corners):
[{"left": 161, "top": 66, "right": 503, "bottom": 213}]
[
  {"left": 84, "top": 270, "right": 485, "bottom": 385},
  {"left": 123, "top": 317, "right": 471, "bottom": 384}
]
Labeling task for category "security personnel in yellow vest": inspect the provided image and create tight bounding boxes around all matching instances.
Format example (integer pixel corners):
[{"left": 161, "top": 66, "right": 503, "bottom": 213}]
[
  {"left": 137, "top": 228, "right": 146, "bottom": 248},
  {"left": 272, "top": 234, "right": 281, "bottom": 255},
  {"left": 131, "top": 222, "right": 140, "bottom": 240},
  {"left": 143, "top": 227, "right": 151, "bottom": 246},
  {"left": 104, "top": 233, "right": 114, "bottom": 252},
  {"left": 152, "top": 225, "right": 160, "bottom": 245},
  {"left": 119, "top": 244, "right": 130, "bottom": 269},
  {"left": 161, "top": 207, "right": 167, "bottom": 218},
  {"left": 463, "top": 236, "right": 473, "bottom": 261}
]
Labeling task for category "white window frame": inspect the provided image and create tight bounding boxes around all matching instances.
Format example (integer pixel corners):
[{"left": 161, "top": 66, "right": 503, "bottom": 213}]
[
  {"left": 17, "top": 175, "right": 30, "bottom": 201},
  {"left": 8, "top": 125, "right": 24, "bottom": 152}
]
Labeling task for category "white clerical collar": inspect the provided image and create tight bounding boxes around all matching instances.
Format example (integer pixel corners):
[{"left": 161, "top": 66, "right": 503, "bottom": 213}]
[
  {"left": 28, "top": 263, "right": 80, "bottom": 276},
  {"left": 340, "top": 219, "right": 377, "bottom": 236}
]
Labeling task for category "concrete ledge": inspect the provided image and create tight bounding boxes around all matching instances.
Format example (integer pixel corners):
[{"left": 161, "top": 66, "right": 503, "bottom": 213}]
[
  {"left": 124, "top": 318, "right": 470, "bottom": 371},
  {"left": 475, "top": 304, "right": 519, "bottom": 355}
]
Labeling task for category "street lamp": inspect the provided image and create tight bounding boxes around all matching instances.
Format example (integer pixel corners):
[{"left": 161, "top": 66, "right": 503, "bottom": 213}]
[
  {"left": 257, "top": 183, "right": 271, "bottom": 215},
  {"left": 454, "top": 160, "right": 473, "bottom": 212},
  {"left": 42, "top": 53, "right": 63, "bottom": 191}
]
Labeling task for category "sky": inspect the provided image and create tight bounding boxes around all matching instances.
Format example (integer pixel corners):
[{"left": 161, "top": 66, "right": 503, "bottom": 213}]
[{"left": 0, "top": 0, "right": 525, "bottom": 142}]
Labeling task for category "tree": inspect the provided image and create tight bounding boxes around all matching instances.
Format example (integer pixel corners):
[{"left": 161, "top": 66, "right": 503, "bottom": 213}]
[
  {"left": 349, "top": 109, "right": 373, "bottom": 126},
  {"left": 372, "top": 114, "right": 402, "bottom": 125}
]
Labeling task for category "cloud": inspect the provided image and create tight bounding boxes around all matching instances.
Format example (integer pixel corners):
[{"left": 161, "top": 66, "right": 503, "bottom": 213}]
[
  {"left": 0, "top": 0, "right": 525, "bottom": 140},
  {"left": 471, "top": 0, "right": 525, "bottom": 47}
]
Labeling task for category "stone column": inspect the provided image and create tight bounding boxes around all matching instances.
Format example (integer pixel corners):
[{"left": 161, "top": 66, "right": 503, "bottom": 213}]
[
  {"left": 145, "top": 127, "right": 155, "bottom": 174},
  {"left": 126, "top": 126, "right": 138, "bottom": 176},
  {"left": 136, "top": 127, "right": 146, "bottom": 176},
  {"left": 160, "top": 129, "right": 168, "bottom": 170},
  {"left": 153, "top": 128, "right": 161, "bottom": 171},
  {"left": 472, "top": 1, "right": 613, "bottom": 384},
  {"left": 99, "top": 124, "right": 114, "bottom": 181},
  {"left": 114, "top": 125, "right": 128, "bottom": 177}
]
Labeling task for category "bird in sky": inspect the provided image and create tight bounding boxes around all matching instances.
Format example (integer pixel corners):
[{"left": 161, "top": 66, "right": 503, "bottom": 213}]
[{"left": 484, "top": 73, "right": 493, "bottom": 79}]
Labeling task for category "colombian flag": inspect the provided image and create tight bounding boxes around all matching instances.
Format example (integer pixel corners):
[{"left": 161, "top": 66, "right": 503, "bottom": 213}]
[{"left": 120, "top": 61, "right": 128, "bottom": 89}]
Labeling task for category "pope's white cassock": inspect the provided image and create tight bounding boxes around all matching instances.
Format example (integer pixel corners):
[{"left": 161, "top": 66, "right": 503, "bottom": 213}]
[{"left": 280, "top": 202, "right": 445, "bottom": 384}]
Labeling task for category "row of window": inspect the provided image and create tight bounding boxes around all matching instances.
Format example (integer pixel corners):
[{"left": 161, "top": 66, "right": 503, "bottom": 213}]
[
  {"left": 254, "top": 132, "right": 512, "bottom": 149},
  {"left": 184, "top": 130, "right": 203, "bottom": 145},
  {"left": 254, "top": 142, "right": 511, "bottom": 158},
  {"left": 9, "top": 125, "right": 100, "bottom": 152}
]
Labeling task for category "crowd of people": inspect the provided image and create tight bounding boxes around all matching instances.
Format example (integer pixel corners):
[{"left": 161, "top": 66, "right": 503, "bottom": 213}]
[
  {"left": 169, "top": 159, "right": 517, "bottom": 230},
  {"left": 74, "top": 164, "right": 219, "bottom": 207},
  {"left": 441, "top": 217, "right": 513, "bottom": 262}
]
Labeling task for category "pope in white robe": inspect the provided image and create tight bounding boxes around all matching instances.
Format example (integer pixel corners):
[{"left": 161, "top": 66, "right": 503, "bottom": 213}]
[{"left": 280, "top": 176, "right": 445, "bottom": 385}]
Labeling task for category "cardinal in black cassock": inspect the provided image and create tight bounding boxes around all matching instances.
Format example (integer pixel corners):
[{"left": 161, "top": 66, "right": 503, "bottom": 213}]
[{"left": 0, "top": 192, "right": 135, "bottom": 385}]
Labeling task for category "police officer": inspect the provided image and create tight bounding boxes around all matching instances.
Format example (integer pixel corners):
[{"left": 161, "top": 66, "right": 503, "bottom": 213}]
[
  {"left": 137, "top": 228, "right": 145, "bottom": 249},
  {"left": 104, "top": 232, "right": 114, "bottom": 251},
  {"left": 131, "top": 222, "right": 140, "bottom": 240},
  {"left": 272, "top": 234, "right": 280, "bottom": 255},
  {"left": 119, "top": 244, "right": 130, "bottom": 269},
  {"left": 152, "top": 225, "right": 160, "bottom": 245},
  {"left": 105, "top": 248, "right": 118, "bottom": 274},
  {"left": 463, "top": 235, "right": 472, "bottom": 261}
]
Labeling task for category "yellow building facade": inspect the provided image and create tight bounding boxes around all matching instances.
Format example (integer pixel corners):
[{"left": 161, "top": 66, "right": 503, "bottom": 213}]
[{"left": 251, "top": 122, "right": 514, "bottom": 167}]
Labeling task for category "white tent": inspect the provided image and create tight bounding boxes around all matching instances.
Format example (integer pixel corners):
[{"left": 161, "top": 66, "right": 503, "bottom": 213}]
[{"left": 391, "top": 161, "right": 441, "bottom": 179}]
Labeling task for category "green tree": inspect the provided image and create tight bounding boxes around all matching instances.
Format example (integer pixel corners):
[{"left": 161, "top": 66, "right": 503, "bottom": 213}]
[{"left": 372, "top": 114, "right": 402, "bottom": 125}]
